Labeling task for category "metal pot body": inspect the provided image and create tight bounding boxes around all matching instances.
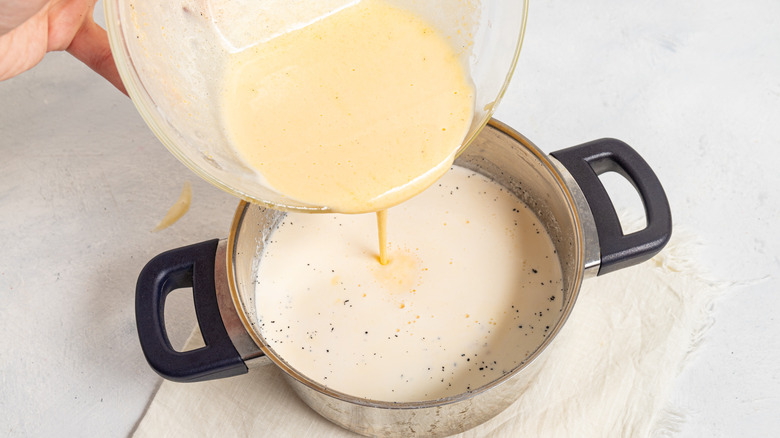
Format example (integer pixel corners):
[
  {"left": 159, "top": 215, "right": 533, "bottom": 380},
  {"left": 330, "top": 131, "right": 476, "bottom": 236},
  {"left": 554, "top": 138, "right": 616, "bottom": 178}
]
[{"left": 136, "top": 120, "right": 672, "bottom": 437}]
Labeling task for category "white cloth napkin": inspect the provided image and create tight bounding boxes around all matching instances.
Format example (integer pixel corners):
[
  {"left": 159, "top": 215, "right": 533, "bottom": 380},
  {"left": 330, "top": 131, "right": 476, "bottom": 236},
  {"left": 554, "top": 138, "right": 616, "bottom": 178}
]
[{"left": 133, "top": 230, "right": 724, "bottom": 437}]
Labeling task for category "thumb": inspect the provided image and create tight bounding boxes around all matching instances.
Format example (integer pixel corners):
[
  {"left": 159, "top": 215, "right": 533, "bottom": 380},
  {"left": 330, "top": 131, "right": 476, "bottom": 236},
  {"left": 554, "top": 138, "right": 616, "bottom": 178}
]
[{"left": 66, "top": 17, "right": 127, "bottom": 95}]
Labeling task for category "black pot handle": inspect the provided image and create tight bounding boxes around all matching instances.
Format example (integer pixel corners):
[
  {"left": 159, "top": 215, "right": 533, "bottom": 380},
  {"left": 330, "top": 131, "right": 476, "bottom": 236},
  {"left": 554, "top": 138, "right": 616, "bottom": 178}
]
[
  {"left": 551, "top": 139, "right": 672, "bottom": 275},
  {"left": 135, "top": 239, "right": 248, "bottom": 382}
]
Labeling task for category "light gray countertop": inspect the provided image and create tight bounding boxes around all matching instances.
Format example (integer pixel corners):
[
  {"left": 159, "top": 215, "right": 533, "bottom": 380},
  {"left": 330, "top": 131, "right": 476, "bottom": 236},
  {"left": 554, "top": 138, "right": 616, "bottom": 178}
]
[{"left": 1, "top": 0, "right": 778, "bottom": 436}]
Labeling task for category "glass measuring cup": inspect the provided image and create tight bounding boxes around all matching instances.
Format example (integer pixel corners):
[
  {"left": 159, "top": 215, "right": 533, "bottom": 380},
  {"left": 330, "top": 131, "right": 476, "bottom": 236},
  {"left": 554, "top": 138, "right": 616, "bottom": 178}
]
[{"left": 105, "top": 0, "right": 529, "bottom": 212}]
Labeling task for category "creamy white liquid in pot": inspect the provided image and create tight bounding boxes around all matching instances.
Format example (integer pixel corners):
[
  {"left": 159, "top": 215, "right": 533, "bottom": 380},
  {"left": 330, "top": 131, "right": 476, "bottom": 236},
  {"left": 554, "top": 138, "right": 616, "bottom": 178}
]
[{"left": 254, "top": 166, "right": 564, "bottom": 402}]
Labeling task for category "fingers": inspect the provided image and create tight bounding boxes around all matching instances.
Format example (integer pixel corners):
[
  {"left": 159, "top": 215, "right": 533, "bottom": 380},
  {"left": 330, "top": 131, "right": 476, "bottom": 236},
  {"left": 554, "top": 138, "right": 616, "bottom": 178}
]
[
  {"left": 1, "top": 0, "right": 128, "bottom": 94},
  {"left": 0, "top": 10, "right": 48, "bottom": 81},
  {"left": 66, "top": 16, "right": 127, "bottom": 95},
  {"left": 0, "top": 0, "right": 49, "bottom": 36}
]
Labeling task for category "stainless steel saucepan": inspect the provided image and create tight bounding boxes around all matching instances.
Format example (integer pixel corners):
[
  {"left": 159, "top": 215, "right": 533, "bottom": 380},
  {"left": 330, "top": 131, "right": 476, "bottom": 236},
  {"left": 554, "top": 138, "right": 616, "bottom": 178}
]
[{"left": 136, "top": 120, "right": 672, "bottom": 437}]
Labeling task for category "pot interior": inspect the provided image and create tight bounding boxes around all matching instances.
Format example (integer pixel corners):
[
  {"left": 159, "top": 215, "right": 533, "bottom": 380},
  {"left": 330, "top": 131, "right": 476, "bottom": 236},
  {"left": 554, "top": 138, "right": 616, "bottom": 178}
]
[{"left": 228, "top": 121, "right": 584, "bottom": 405}]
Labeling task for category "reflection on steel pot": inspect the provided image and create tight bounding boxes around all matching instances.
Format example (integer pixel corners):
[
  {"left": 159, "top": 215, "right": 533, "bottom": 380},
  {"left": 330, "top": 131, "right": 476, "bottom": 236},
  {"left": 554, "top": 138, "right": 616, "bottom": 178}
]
[{"left": 135, "top": 120, "right": 671, "bottom": 437}]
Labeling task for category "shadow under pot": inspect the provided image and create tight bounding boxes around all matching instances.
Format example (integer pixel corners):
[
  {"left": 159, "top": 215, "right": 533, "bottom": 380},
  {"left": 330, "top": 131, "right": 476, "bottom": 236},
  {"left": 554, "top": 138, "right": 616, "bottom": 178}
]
[{"left": 135, "top": 119, "right": 672, "bottom": 437}]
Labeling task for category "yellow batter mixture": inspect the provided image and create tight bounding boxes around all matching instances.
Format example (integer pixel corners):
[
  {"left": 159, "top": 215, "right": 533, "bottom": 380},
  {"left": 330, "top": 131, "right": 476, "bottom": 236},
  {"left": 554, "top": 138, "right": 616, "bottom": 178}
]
[{"left": 221, "top": 0, "right": 475, "bottom": 213}]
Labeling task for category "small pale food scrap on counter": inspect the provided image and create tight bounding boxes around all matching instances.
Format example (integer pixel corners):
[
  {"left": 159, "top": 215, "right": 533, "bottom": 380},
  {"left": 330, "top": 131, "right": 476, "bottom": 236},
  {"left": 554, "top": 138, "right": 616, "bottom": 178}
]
[{"left": 153, "top": 181, "right": 192, "bottom": 231}]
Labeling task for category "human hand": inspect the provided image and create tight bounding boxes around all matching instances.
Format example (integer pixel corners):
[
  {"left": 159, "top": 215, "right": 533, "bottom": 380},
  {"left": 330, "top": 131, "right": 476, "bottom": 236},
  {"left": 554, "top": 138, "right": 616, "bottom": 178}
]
[{"left": 0, "top": 0, "right": 126, "bottom": 93}]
